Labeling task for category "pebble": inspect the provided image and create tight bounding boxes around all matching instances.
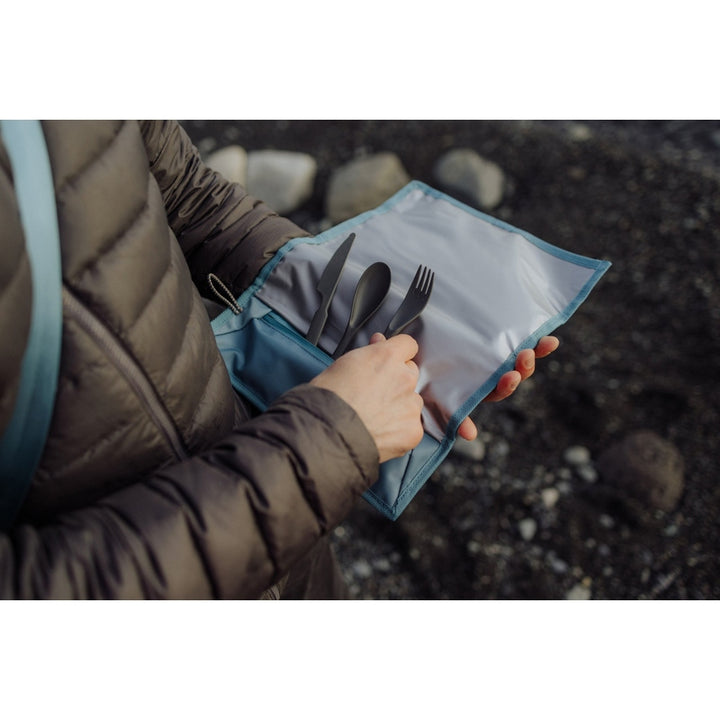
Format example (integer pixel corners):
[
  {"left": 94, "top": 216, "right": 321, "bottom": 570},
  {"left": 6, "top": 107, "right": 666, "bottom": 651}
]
[
  {"left": 576, "top": 464, "right": 598, "bottom": 483},
  {"left": 556, "top": 480, "right": 572, "bottom": 495},
  {"left": 568, "top": 123, "right": 593, "bottom": 142},
  {"left": 564, "top": 446, "right": 592, "bottom": 466},
  {"left": 596, "top": 430, "right": 685, "bottom": 513},
  {"left": 518, "top": 518, "right": 537, "bottom": 541},
  {"left": 566, "top": 583, "right": 592, "bottom": 600},
  {"left": 541, "top": 487, "right": 560, "bottom": 509},
  {"left": 205, "top": 144, "right": 248, "bottom": 185},
  {"left": 372, "top": 557, "right": 392, "bottom": 572},
  {"left": 490, "top": 438, "right": 511, "bottom": 460},
  {"left": 351, "top": 559, "right": 373, "bottom": 579},
  {"left": 247, "top": 150, "right": 317, "bottom": 215},
  {"left": 433, "top": 148, "right": 505, "bottom": 210},
  {"left": 325, "top": 152, "right": 410, "bottom": 223},
  {"left": 467, "top": 540, "right": 483, "bottom": 555}
]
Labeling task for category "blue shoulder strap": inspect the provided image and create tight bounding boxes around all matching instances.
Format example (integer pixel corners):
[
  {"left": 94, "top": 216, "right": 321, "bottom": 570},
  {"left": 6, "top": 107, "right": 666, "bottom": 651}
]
[{"left": 0, "top": 120, "right": 63, "bottom": 530}]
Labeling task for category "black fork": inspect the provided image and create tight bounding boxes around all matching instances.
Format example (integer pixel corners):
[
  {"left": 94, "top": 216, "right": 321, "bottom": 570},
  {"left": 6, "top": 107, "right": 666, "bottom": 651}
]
[{"left": 383, "top": 265, "right": 435, "bottom": 338}]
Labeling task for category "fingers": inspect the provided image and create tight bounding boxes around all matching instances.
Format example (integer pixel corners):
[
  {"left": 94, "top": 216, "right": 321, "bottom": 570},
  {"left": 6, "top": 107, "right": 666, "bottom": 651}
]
[
  {"left": 368, "top": 332, "right": 419, "bottom": 361},
  {"left": 535, "top": 335, "right": 560, "bottom": 358},
  {"left": 484, "top": 336, "right": 560, "bottom": 403},
  {"left": 457, "top": 416, "right": 478, "bottom": 441},
  {"left": 516, "top": 348, "right": 536, "bottom": 381},
  {"left": 484, "top": 370, "right": 521, "bottom": 403}
]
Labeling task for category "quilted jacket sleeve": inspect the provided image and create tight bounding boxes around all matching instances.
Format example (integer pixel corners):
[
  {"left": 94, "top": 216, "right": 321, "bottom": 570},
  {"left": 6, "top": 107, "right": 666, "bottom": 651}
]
[
  {"left": 0, "top": 120, "right": 379, "bottom": 598},
  {"left": 139, "top": 120, "right": 311, "bottom": 300},
  {"left": 0, "top": 385, "right": 378, "bottom": 599}
]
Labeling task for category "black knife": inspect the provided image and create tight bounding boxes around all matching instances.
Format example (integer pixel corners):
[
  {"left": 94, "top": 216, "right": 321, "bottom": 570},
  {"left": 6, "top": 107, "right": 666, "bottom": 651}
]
[{"left": 305, "top": 232, "right": 356, "bottom": 346}]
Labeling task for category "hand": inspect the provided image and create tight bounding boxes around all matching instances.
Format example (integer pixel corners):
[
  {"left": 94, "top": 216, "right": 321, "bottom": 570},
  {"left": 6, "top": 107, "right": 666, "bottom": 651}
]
[
  {"left": 457, "top": 336, "right": 560, "bottom": 441},
  {"left": 310, "top": 333, "right": 425, "bottom": 464}
]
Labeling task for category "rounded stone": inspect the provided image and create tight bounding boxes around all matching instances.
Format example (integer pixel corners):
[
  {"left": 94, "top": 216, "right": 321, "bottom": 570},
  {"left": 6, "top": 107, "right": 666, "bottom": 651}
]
[
  {"left": 564, "top": 445, "right": 592, "bottom": 466},
  {"left": 566, "top": 583, "right": 592, "bottom": 600},
  {"left": 205, "top": 145, "right": 248, "bottom": 185},
  {"left": 596, "top": 430, "right": 685, "bottom": 512},
  {"left": 518, "top": 518, "right": 537, "bottom": 541},
  {"left": 247, "top": 150, "right": 317, "bottom": 214},
  {"left": 433, "top": 148, "right": 505, "bottom": 210},
  {"left": 325, "top": 152, "right": 410, "bottom": 223}
]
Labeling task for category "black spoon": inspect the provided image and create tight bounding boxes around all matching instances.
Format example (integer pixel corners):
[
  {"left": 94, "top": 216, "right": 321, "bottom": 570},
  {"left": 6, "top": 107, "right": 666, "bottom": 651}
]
[{"left": 332, "top": 262, "right": 392, "bottom": 358}]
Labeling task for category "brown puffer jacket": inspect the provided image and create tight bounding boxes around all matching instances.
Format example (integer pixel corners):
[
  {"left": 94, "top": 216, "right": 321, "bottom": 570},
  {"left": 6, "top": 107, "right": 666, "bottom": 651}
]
[{"left": 0, "top": 120, "right": 379, "bottom": 599}]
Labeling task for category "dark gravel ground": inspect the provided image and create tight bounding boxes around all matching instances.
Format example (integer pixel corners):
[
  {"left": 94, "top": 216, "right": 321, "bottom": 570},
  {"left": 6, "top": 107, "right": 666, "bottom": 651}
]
[{"left": 183, "top": 120, "right": 720, "bottom": 600}]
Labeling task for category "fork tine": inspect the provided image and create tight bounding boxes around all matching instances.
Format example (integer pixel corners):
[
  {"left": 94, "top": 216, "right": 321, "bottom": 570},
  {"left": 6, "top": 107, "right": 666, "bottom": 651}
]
[
  {"left": 419, "top": 266, "right": 428, "bottom": 292},
  {"left": 383, "top": 264, "right": 435, "bottom": 337},
  {"left": 425, "top": 270, "right": 434, "bottom": 296},
  {"left": 421, "top": 268, "right": 433, "bottom": 294},
  {"left": 410, "top": 264, "right": 423, "bottom": 291},
  {"left": 414, "top": 265, "right": 428, "bottom": 292}
]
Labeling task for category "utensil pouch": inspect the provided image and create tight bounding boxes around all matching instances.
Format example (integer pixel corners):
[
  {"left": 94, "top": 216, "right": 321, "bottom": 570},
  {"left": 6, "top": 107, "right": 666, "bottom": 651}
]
[{"left": 211, "top": 181, "right": 611, "bottom": 520}]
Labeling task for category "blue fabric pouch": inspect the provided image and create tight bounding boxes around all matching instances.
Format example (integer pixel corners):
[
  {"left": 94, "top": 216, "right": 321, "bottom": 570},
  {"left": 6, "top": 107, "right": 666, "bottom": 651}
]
[{"left": 211, "top": 181, "right": 611, "bottom": 520}]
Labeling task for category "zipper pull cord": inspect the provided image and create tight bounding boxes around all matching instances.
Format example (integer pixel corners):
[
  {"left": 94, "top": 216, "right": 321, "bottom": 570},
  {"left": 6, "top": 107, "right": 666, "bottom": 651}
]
[{"left": 207, "top": 273, "right": 242, "bottom": 315}]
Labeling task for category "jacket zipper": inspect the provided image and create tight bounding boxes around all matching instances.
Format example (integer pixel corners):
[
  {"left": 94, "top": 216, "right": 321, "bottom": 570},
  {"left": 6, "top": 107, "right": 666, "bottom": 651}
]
[{"left": 62, "top": 287, "right": 189, "bottom": 461}]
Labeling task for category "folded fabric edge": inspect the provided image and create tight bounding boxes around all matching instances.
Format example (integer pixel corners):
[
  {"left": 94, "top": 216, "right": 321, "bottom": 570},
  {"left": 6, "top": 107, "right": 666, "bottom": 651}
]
[{"left": 363, "top": 433, "right": 455, "bottom": 520}]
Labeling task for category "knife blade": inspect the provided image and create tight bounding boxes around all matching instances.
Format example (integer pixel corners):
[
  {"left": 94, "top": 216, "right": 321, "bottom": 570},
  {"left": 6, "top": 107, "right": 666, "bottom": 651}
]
[{"left": 305, "top": 232, "right": 356, "bottom": 346}]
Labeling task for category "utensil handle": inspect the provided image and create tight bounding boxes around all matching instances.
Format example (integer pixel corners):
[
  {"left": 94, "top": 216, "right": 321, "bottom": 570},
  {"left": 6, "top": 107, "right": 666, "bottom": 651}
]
[
  {"left": 305, "top": 305, "right": 328, "bottom": 346},
  {"left": 332, "top": 327, "right": 355, "bottom": 359},
  {"left": 384, "top": 319, "right": 407, "bottom": 338}
]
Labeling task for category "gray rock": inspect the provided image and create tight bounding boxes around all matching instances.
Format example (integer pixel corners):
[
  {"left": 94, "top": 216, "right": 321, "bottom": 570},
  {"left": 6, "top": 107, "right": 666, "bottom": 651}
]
[
  {"left": 351, "top": 559, "right": 373, "bottom": 579},
  {"left": 596, "top": 430, "right": 685, "bottom": 513},
  {"left": 568, "top": 123, "right": 593, "bottom": 142},
  {"left": 325, "top": 152, "right": 411, "bottom": 223},
  {"left": 566, "top": 582, "right": 592, "bottom": 600},
  {"left": 576, "top": 464, "right": 599, "bottom": 484},
  {"left": 564, "top": 445, "right": 592, "bottom": 466},
  {"left": 247, "top": 150, "right": 317, "bottom": 214},
  {"left": 467, "top": 540, "right": 483, "bottom": 556},
  {"left": 489, "top": 438, "right": 510, "bottom": 460},
  {"left": 518, "top": 518, "right": 537, "bottom": 541},
  {"left": 541, "top": 487, "right": 560, "bottom": 509},
  {"left": 433, "top": 148, "right": 505, "bottom": 210},
  {"left": 205, "top": 145, "right": 248, "bottom": 186}
]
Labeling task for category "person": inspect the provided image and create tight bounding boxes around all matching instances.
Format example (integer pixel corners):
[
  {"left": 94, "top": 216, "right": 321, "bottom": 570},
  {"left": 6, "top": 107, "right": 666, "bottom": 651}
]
[{"left": 0, "top": 120, "right": 558, "bottom": 599}]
